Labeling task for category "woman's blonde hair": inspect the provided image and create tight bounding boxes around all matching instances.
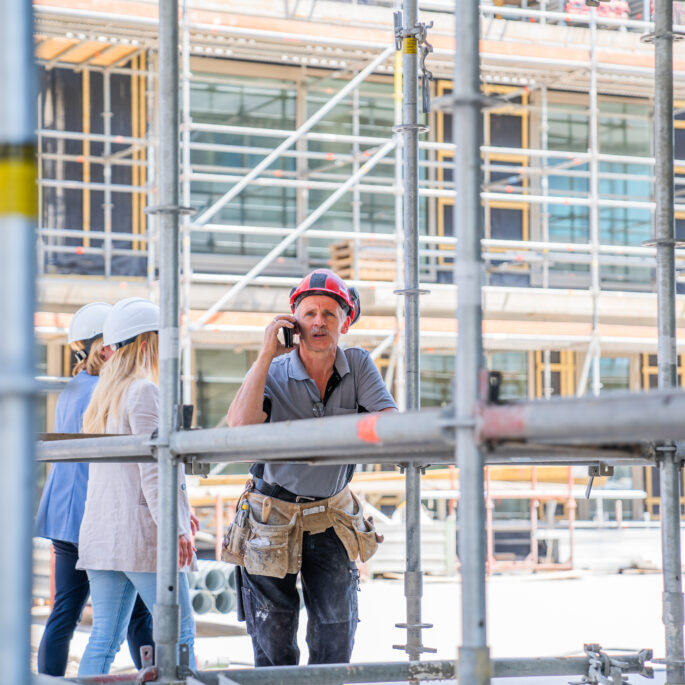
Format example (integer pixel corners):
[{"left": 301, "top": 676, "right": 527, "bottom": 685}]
[
  {"left": 71, "top": 338, "right": 106, "bottom": 377},
  {"left": 82, "top": 331, "right": 158, "bottom": 434}
]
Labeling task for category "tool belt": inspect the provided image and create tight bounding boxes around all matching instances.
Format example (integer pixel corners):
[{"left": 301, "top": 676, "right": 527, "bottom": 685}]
[{"left": 222, "top": 482, "right": 382, "bottom": 578}]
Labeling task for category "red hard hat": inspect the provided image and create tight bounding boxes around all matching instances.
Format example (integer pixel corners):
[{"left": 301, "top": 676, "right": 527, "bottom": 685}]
[{"left": 289, "top": 269, "right": 361, "bottom": 325}]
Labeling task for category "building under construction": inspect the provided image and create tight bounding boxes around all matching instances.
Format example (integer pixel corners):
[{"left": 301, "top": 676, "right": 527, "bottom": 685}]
[
  {"left": 2, "top": 0, "right": 685, "bottom": 683},
  {"left": 32, "top": 0, "right": 685, "bottom": 517}
]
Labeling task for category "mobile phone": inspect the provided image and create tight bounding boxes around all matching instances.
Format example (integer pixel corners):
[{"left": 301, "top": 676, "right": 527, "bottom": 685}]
[{"left": 283, "top": 323, "right": 298, "bottom": 348}]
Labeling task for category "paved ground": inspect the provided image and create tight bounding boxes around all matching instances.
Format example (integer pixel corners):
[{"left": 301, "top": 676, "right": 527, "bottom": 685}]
[{"left": 31, "top": 526, "right": 672, "bottom": 682}]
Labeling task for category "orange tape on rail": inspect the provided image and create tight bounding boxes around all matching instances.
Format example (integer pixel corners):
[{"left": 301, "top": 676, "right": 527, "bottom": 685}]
[{"left": 357, "top": 414, "right": 382, "bottom": 444}]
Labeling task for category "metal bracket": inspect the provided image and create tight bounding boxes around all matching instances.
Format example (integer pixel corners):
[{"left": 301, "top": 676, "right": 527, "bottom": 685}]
[
  {"left": 144, "top": 205, "right": 196, "bottom": 215},
  {"left": 432, "top": 92, "right": 504, "bottom": 112},
  {"left": 178, "top": 404, "right": 210, "bottom": 476},
  {"left": 569, "top": 644, "right": 653, "bottom": 684},
  {"left": 641, "top": 238, "right": 685, "bottom": 248},
  {"left": 393, "top": 12, "right": 434, "bottom": 113},
  {"left": 652, "top": 441, "right": 679, "bottom": 466},
  {"left": 176, "top": 642, "right": 195, "bottom": 679},
  {"left": 640, "top": 31, "right": 685, "bottom": 44},
  {"left": 140, "top": 644, "right": 154, "bottom": 670},
  {"left": 488, "top": 371, "right": 502, "bottom": 404},
  {"left": 392, "top": 123, "right": 430, "bottom": 134},
  {"left": 585, "top": 464, "right": 614, "bottom": 499},
  {"left": 393, "top": 618, "right": 438, "bottom": 655},
  {"left": 393, "top": 287, "right": 431, "bottom": 295}
]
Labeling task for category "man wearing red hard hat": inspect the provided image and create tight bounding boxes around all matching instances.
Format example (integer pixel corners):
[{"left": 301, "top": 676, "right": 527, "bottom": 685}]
[{"left": 225, "top": 269, "right": 397, "bottom": 667}]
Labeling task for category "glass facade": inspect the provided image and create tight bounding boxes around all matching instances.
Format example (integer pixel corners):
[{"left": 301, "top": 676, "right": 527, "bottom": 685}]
[
  {"left": 190, "top": 76, "right": 298, "bottom": 261},
  {"left": 194, "top": 348, "right": 252, "bottom": 429}
]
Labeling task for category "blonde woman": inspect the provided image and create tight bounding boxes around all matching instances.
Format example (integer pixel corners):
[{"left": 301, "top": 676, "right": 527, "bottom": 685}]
[
  {"left": 35, "top": 302, "right": 153, "bottom": 675},
  {"left": 76, "top": 298, "right": 196, "bottom": 675}
]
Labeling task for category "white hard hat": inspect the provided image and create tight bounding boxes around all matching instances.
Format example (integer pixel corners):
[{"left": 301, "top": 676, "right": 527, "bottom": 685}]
[
  {"left": 68, "top": 302, "right": 113, "bottom": 344},
  {"left": 103, "top": 297, "right": 160, "bottom": 349}
]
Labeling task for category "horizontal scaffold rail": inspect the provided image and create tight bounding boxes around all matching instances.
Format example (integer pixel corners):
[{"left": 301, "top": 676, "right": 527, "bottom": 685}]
[
  {"left": 65, "top": 650, "right": 654, "bottom": 684},
  {"left": 36, "top": 388, "right": 685, "bottom": 467}
]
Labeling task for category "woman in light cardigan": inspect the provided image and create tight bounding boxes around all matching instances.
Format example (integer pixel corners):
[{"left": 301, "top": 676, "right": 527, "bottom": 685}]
[
  {"left": 77, "top": 298, "right": 196, "bottom": 675},
  {"left": 35, "top": 302, "right": 153, "bottom": 675}
]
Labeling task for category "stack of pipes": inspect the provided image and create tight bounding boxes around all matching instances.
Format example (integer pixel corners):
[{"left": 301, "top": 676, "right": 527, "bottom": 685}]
[{"left": 188, "top": 560, "right": 237, "bottom": 616}]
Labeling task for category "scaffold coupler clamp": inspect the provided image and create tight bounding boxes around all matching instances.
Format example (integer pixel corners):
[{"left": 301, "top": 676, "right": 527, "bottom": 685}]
[
  {"left": 569, "top": 643, "right": 653, "bottom": 685},
  {"left": 392, "top": 12, "right": 434, "bottom": 114},
  {"left": 176, "top": 404, "right": 209, "bottom": 476},
  {"left": 648, "top": 441, "right": 679, "bottom": 467}
]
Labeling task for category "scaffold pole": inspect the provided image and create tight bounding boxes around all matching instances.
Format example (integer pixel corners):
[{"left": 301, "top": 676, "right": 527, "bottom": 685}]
[
  {"left": 154, "top": 0, "right": 182, "bottom": 678},
  {"left": 653, "top": 0, "right": 685, "bottom": 682},
  {"left": 454, "top": 0, "right": 490, "bottom": 682},
  {"left": 0, "top": 2, "right": 36, "bottom": 684}
]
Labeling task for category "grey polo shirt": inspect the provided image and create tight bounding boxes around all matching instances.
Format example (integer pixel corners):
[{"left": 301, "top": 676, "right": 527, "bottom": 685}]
[{"left": 261, "top": 346, "right": 397, "bottom": 498}]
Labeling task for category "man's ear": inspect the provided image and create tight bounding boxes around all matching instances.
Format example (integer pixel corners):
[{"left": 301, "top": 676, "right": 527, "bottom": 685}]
[{"left": 340, "top": 317, "right": 350, "bottom": 335}]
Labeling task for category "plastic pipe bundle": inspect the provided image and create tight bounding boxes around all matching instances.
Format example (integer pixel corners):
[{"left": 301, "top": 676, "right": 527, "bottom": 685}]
[{"left": 190, "top": 560, "right": 238, "bottom": 615}]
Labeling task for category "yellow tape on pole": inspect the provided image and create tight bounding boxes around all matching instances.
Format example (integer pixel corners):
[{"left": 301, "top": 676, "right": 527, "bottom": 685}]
[
  {"left": 403, "top": 36, "right": 417, "bottom": 54},
  {"left": 0, "top": 146, "right": 37, "bottom": 218}
]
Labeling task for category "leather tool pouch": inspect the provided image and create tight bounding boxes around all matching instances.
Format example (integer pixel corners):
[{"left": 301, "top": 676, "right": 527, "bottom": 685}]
[
  {"left": 330, "top": 492, "right": 381, "bottom": 563},
  {"left": 221, "top": 516, "right": 249, "bottom": 566},
  {"left": 243, "top": 514, "right": 300, "bottom": 579},
  {"left": 222, "top": 493, "right": 301, "bottom": 578}
]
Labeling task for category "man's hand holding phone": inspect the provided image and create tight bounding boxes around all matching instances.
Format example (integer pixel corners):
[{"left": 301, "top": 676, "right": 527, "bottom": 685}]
[
  {"left": 261, "top": 315, "right": 298, "bottom": 360},
  {"left": 283, "top": 322, "right": 298, "bottom": 348}
]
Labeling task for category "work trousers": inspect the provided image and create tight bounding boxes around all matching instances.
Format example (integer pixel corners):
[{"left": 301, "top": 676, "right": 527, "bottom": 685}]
[
  {"left": 242, "top": 527, "right": 360, "bottom": 667},
  {"left": 37, "top": 540, "right": 153, "bottom": 676}
]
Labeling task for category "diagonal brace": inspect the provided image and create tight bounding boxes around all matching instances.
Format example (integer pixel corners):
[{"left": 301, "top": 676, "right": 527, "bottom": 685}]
[
  {"left": 191, "top": 138, "right": 396, "bottom": 330},
  {"left": 191, "top": 45, "right": 394, "bottom": 227}
]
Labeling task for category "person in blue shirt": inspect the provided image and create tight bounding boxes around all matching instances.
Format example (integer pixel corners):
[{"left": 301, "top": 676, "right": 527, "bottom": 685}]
[{"left": 35, "top": 302, "right": 154, "bottom": 676}]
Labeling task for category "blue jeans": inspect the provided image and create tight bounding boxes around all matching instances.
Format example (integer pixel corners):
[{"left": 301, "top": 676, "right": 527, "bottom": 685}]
[
  {"left": 78, "top": 569, "right": 195, "bottom": 676},
  {"left": 242, "top": 527, "right": 360, "bottom": 666},
  {"left": 37, "top": 540, "right": 153, "bottom": 676}
]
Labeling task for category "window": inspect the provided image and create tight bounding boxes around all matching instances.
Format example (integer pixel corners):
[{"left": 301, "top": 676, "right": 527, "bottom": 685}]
[
  {"left": 436, "top": 82, "right": 529, "bottom": 286},
  {"left": 488, "top": 351, "right": 528, "bottom": 400},
  {"left": 189, "top": 75, "right": 298, "bottom": 260},
  {"left": 194, "top": 348, "right": 251, "bottom": 430},
  {"left": 420, "top": 353, "right": 454, "bottom": 407},
  {"left": 535, "top": 350, "right": 575, "bottom": 397},
  {"left": 598, "top": 356, "right": 630, "bottom": 392}
]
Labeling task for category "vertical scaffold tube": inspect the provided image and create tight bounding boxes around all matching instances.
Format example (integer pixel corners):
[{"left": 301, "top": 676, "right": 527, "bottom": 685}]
[
  {"left": 0, "top": 2, "right": 36, "bottom": 684},
  {"left": 654, "top": 1, "right": 685, "bottom": 683},
  {"left": 454, "top": 1, "right": 491, "bottom": 683},
  {"left": 400, "top": 0, "right": 425, "bottom": 661},
  {"left": 155, "top": 0, "right": 182, "bottom": 679}
]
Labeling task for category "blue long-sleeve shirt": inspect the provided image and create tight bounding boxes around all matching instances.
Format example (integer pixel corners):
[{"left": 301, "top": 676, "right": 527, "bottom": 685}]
[{"left": 34, "top": 370, "right": 98, "bottom": 544}]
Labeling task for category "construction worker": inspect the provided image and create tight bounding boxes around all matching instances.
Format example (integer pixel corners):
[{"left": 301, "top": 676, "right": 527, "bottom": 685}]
[
  {"left": 226, "top": 269, "right": 397, "bottom": 666},
  {"left": 76, "top": 298, "right": 197, "bottom": 675},
  {"left": 34, "top": 302, "right": 153, "bottom": 676}
]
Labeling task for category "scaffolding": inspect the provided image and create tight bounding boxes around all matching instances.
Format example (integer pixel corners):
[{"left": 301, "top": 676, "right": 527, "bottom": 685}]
[
  {"left": 13, "top": 1, "right": 685, "bottom": 685},
  {"left": 32, "top": 1, "right": 685, "bottom": 371}
]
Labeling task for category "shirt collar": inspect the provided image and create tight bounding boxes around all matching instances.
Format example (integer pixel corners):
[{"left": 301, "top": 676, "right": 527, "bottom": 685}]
[{"left": 287, "top": 346, "right": 350, "bottom": 381}]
